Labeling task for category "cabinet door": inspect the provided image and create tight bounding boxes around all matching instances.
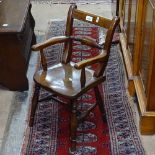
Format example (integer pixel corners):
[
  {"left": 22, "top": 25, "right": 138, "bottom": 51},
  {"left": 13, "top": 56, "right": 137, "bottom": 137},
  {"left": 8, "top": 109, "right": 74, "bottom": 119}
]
[
  {"left": 140, "top": 0, "right": 155, "bottom": 99},
  {"left": 119, "top": 0, "right": 138, "bottom": 59}
]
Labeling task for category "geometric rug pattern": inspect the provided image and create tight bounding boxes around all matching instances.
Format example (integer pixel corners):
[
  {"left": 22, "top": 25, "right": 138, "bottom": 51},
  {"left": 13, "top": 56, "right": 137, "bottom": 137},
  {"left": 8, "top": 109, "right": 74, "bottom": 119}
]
[{"left": 104, "top": 46, "right": 145, "bottom": 155}]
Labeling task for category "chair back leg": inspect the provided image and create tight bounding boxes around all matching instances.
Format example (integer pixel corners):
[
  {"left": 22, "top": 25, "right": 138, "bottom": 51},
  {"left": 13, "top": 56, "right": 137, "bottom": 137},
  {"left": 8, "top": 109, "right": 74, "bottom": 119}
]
[
  {"left": 94, "top": 86, "right": 107, "bottom": 122},
  {"left": 29, "top": 84, "right": 40, "bottom": 127},
  {"left": 69, "top": 100, "right": 78, "bottom": 153}
]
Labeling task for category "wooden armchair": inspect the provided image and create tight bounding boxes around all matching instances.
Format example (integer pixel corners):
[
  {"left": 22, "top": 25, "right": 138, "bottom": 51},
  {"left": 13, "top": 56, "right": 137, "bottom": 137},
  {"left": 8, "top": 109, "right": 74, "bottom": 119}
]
[{"left": 29, "top": 4, "right": 119, "bottom": 153}]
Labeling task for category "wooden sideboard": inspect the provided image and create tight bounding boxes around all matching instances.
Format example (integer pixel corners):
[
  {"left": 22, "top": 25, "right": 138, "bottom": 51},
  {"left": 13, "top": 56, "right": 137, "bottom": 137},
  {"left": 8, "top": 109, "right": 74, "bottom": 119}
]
[
  {"left": 0, "top": 0, "right": 36, "bottom": 91},
  {"left": 118, "top": 0, "right": 155, "bottom": 134}
]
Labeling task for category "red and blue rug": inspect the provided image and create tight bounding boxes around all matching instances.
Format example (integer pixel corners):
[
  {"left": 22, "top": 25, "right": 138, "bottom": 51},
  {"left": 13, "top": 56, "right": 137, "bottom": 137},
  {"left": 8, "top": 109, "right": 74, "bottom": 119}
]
[{"left": 22, "top": 21, "right": 145, "bottom": 155}]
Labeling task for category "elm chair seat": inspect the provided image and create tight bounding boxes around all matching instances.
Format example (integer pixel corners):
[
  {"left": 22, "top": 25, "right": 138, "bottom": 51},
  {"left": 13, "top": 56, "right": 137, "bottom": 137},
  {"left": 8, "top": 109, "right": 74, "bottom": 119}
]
[{"left": 34, "top": 62, "right": 105, "bottom": 98}]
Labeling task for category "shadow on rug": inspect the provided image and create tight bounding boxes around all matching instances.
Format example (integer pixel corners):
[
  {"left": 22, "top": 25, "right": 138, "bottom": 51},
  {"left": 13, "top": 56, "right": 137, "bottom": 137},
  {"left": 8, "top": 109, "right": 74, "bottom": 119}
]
[{"left": 21, "top": 21, "right": 145, "bottom": 155}]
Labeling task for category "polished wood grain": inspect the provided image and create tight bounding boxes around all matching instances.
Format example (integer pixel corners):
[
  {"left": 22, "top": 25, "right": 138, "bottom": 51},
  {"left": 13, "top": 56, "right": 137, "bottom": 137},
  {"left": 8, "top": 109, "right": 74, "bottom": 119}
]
[
  {"left": 29, "top": 4, "right": 119, "bottom": 152},
  {"left": 32, "top": 36, "right": 70, "bottom": 51},
  {"left": 33, "top": 62, "right": 106, "bottom": 98}
]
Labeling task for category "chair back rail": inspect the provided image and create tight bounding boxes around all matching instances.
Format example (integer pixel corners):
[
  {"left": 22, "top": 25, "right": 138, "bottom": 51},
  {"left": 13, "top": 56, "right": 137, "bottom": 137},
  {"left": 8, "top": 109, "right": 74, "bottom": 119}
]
[
  {"left": 63, "top": 4, "right": 120, "bottom": 77},
  {"left": 72, "top": 9, "right": 112, "bottom": 29}
]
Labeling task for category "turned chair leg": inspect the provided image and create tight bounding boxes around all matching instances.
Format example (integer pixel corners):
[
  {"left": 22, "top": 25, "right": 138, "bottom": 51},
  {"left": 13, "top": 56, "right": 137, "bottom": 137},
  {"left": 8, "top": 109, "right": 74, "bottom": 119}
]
[
  {"left": 70, "top": 101, "right": 78, "bottom": 153},
  {"left": 29, "top": 83, "right": 40, "bottom": 127},
  {"left": 94, "top": 86, "right": 106, "bottom": 122}
]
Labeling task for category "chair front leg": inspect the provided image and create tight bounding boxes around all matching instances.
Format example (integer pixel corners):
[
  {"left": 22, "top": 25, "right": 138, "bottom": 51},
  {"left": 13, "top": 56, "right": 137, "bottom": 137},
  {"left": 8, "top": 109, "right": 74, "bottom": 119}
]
[
  {"left": 29, "top": 83, "right": 40, "bottom": 127},
  {"left": 94, "top": 86, "right": 106, "bottom": 122},
  {"left": 70, "top": 100, "right": 78, "bottom": 153}
]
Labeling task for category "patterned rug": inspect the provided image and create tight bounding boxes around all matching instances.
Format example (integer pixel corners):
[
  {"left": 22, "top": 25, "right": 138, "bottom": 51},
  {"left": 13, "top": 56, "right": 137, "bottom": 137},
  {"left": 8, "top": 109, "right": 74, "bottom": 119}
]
[
  {"left": 22, "top": 21, "right": 145, "bottom": 155},
  {"left": 31, "top": 0, "right": 112, "bottom": 4}
]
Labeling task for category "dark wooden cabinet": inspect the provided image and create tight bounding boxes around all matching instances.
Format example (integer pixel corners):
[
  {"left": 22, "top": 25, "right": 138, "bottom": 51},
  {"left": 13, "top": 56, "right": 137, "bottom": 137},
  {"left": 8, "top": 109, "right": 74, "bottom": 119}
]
[
  {"left": 0, "top": 0, "right": 36, "bottom": 91},
  {"left": 119, "top": 0, "right": 155, "bottom": 134}
]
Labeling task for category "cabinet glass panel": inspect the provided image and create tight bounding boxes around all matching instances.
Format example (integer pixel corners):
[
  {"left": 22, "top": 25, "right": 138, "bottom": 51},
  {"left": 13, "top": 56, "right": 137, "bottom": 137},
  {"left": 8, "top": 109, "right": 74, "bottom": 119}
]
[
  {"left": 123, "top": 0, "right": 129, "bottom": 34},
  {"left": 140, "top": 1, "right": 153, "bottom": 95},
  {"left": 128, "top": 0, "right": 138, "bottom": 59}
]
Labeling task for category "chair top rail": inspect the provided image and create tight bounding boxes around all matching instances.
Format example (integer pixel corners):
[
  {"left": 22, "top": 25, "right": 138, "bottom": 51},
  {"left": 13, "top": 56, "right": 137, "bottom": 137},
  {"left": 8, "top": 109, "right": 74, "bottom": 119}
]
[{"left": 72, "top": 9, "right": 112, "bottom": 29}]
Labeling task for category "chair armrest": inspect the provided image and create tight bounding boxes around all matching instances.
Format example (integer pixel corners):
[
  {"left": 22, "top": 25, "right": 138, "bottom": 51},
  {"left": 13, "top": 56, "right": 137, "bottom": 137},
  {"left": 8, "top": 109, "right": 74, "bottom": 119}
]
[
  {"left": 74, "top": 50, "right": 107, "bottom": 69},
  {"left": 32, "top": 36, "right": 70, "bottom": 51},
  {"left": 71, "top": 36, "right": 103, "bottom": 49}
]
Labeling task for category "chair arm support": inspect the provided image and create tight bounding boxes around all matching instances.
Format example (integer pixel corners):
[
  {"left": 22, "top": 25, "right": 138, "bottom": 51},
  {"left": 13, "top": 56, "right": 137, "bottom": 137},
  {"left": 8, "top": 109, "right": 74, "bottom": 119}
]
[
  {"left": 74, "top": 50, "right": 107, "bottom": 69},
  {"left": 71, "top": 36, "right": 103, "bottom": 49},
  {"left": 32, "top": 36, "right": 70, "bottom": 51}
]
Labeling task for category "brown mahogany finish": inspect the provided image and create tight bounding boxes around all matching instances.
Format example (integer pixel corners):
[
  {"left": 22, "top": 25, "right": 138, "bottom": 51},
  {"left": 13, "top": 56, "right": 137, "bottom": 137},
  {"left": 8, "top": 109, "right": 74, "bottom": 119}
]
[
  {"left": 0, "top": 0, "right": 36, "bottom": 90},
  {"left": 29, "top": 4, "right": 119, "bottom": 153}
]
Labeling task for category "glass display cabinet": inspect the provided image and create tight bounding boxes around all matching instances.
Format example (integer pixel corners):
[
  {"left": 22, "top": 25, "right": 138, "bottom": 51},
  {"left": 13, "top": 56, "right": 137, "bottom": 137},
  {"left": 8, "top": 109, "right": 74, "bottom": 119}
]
[
  {"left": 134, "top": 0, "right": 155, "bottom": 134},
  {"left": 119, "top": 0, "right": 155, "bottom": 134}
]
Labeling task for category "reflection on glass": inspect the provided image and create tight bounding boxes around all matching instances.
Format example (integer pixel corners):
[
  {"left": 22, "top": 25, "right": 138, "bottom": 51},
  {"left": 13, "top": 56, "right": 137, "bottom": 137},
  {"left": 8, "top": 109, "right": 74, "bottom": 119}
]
[
  {"left": 123, "top": 0, "right": 137, "bottom": 56},
  {"left": 124, "top": 0, "right": 129, "bottom": 33},
  {"left": 140, "top": 2, "right": 153, "bottom": 96},
  {"left": 128, "top": 0, "right": 138, "bottom": 59}
]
